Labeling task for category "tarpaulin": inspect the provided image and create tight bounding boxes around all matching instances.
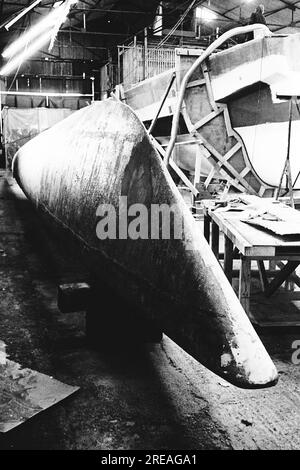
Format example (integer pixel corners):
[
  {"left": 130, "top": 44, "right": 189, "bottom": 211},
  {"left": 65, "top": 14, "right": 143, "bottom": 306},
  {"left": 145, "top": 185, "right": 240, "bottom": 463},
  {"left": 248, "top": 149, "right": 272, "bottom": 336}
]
[{"left": 2, "top": 107, "right": 74, "bottom": 169}]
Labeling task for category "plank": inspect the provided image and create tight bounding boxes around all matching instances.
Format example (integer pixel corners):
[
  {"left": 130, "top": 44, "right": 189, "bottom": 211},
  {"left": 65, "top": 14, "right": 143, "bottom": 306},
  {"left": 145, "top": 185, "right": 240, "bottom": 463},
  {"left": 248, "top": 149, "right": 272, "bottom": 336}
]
[
  {"left": 204, "top": 168, "right": 215, "bottom": 187},
  {"left": 224, "top": 142, "right": 242, "bottom": 162},
  {"left": 192, "top": 109, "right": 224, "bottom": 131},
  {"left": 57, "top": 282, "right": 91, "bottom": 313},
  {"left": 186, "top": 78, "right": 206, "bottom": 88},
  {"left": 240, "top": 167, "right": 251, "bottom": 178}
]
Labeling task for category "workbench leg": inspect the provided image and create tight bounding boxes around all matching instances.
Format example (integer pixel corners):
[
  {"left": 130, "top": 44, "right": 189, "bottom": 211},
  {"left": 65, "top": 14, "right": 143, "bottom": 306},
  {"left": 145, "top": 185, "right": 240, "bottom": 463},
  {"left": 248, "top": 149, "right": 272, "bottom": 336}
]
[
  {"left": 224, "top": 236, "right": 233, "bottom": 284},
  {"left": 239, "top": 257, "right": 251, "bottom": 315},
  {"left": 211, "top": 221, "right": 219, "bottom": 261},
  {"left": 257, "top": 260, "right": 269, "bottom": 293},
  {"left": 204, "top": 214, "right": 210, "bottom": 243}
]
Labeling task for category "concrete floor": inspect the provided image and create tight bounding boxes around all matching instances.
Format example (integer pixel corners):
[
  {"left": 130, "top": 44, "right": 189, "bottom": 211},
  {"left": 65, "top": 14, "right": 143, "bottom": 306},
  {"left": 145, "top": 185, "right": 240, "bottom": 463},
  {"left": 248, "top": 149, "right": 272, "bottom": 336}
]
[{"left": 0, "top": 169, "right": 300, "bottom": 450}]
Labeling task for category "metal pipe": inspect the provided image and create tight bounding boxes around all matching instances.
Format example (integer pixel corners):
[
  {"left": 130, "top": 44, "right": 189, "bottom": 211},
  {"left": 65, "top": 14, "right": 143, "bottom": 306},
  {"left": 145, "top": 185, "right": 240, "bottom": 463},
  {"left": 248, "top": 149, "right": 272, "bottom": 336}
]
[
  {"left": 164, "top": 24, "right": 272, "bottom": 166},
  {"left": 0, "top": 91, "right": 93, "bottom": 97}
]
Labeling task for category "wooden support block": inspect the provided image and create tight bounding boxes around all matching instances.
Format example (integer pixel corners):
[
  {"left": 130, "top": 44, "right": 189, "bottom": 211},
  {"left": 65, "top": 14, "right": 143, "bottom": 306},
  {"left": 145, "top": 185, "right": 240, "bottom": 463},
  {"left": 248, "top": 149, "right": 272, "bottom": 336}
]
[
  {"left": 86, "top": 298, "right": 163, "bottom": 348},
  {"left": 224, "top": 236, "right": 233, "bottom": 284},
  {"left": 266, "top": 261, "right": 300, "bottom": 297},
  {"left": 239, "top": 257, "right": 251, "bottom": 314},
  {"left": 58, "top": 283, "right": 163, "bottom": 345},
  {"left": 85, "top": 284, "right": 163, "bottom": 348},
  {"left": 192, "top": 109, "right": 223, "bottom": 132},
  {"left": 204, "top": 214, "right": 210, "bottom": 243},
  {"left": 211, "top": 221, "right": 219, "bottom": 260},
  {"left": 57, "top": 282, "right": 91, "bottom": 313}
]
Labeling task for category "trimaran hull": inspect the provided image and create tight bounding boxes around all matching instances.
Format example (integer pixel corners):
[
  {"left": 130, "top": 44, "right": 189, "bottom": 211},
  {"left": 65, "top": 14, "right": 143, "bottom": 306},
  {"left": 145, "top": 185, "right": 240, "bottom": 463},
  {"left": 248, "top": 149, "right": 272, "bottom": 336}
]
[{"left": 13, "top": 99, "right": 278, "bottom": 389}]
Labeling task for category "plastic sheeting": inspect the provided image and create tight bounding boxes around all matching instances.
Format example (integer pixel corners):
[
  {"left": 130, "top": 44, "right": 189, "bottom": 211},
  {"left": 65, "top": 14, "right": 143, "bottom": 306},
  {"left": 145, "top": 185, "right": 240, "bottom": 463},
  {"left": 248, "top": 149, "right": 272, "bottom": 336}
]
[{"left": 2, "top": 107, "right": 74, "bottom": 169}]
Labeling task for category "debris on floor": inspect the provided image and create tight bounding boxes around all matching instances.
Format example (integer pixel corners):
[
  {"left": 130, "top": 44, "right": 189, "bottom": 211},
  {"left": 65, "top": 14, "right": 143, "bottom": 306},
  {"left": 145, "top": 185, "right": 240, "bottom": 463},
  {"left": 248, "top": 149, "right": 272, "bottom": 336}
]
[{"left": 0, "top": 340, "right": 79, "bottom": 433}]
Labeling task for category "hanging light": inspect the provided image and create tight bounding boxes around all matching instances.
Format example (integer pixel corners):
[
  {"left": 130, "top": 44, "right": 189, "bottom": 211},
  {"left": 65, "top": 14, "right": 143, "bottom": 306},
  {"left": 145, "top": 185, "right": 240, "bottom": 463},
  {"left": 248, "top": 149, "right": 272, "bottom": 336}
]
[
  {"left": 2, "top": 8, "right": 62, "bottom": 59},
  {"left": 0, "top": 30, "right": 53, "bottom": 76},
  {"left": 4, "top": 0, "right": 43, "bottom": 31},
  {"left": 0, "top": 0, "right": 78, "bottom": 76}
]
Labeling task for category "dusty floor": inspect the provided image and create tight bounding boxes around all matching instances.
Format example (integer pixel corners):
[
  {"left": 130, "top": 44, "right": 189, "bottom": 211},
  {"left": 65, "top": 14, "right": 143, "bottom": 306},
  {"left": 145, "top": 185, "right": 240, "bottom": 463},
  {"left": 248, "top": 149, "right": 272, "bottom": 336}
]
[{"left": 0, "top": 170, "right": 299, "bottom": 450}]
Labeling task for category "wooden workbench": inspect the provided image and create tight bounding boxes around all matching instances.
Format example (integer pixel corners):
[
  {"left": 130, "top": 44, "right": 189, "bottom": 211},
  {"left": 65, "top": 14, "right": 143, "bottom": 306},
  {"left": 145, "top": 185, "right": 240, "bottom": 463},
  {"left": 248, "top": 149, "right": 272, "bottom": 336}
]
[{"left": 202, "top": 196, "right": 300, "bottom": 322}]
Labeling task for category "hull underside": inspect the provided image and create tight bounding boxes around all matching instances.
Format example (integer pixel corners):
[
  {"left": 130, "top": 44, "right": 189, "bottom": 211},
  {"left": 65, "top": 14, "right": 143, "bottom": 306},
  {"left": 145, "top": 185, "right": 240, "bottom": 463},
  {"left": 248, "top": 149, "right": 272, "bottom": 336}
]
[{"left": 13, "top": 99, "right": 278, "bottom": 389}]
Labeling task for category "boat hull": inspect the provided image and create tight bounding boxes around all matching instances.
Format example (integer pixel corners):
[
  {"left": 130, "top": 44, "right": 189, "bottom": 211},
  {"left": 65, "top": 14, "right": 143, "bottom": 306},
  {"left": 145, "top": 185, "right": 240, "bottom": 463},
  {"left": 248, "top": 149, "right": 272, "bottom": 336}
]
[
  {"left": 123, "top": 34, "right": 300, "bottom": 195},
  {"left": 13, "top": 99, "right": 278, "bottom": 389}
]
